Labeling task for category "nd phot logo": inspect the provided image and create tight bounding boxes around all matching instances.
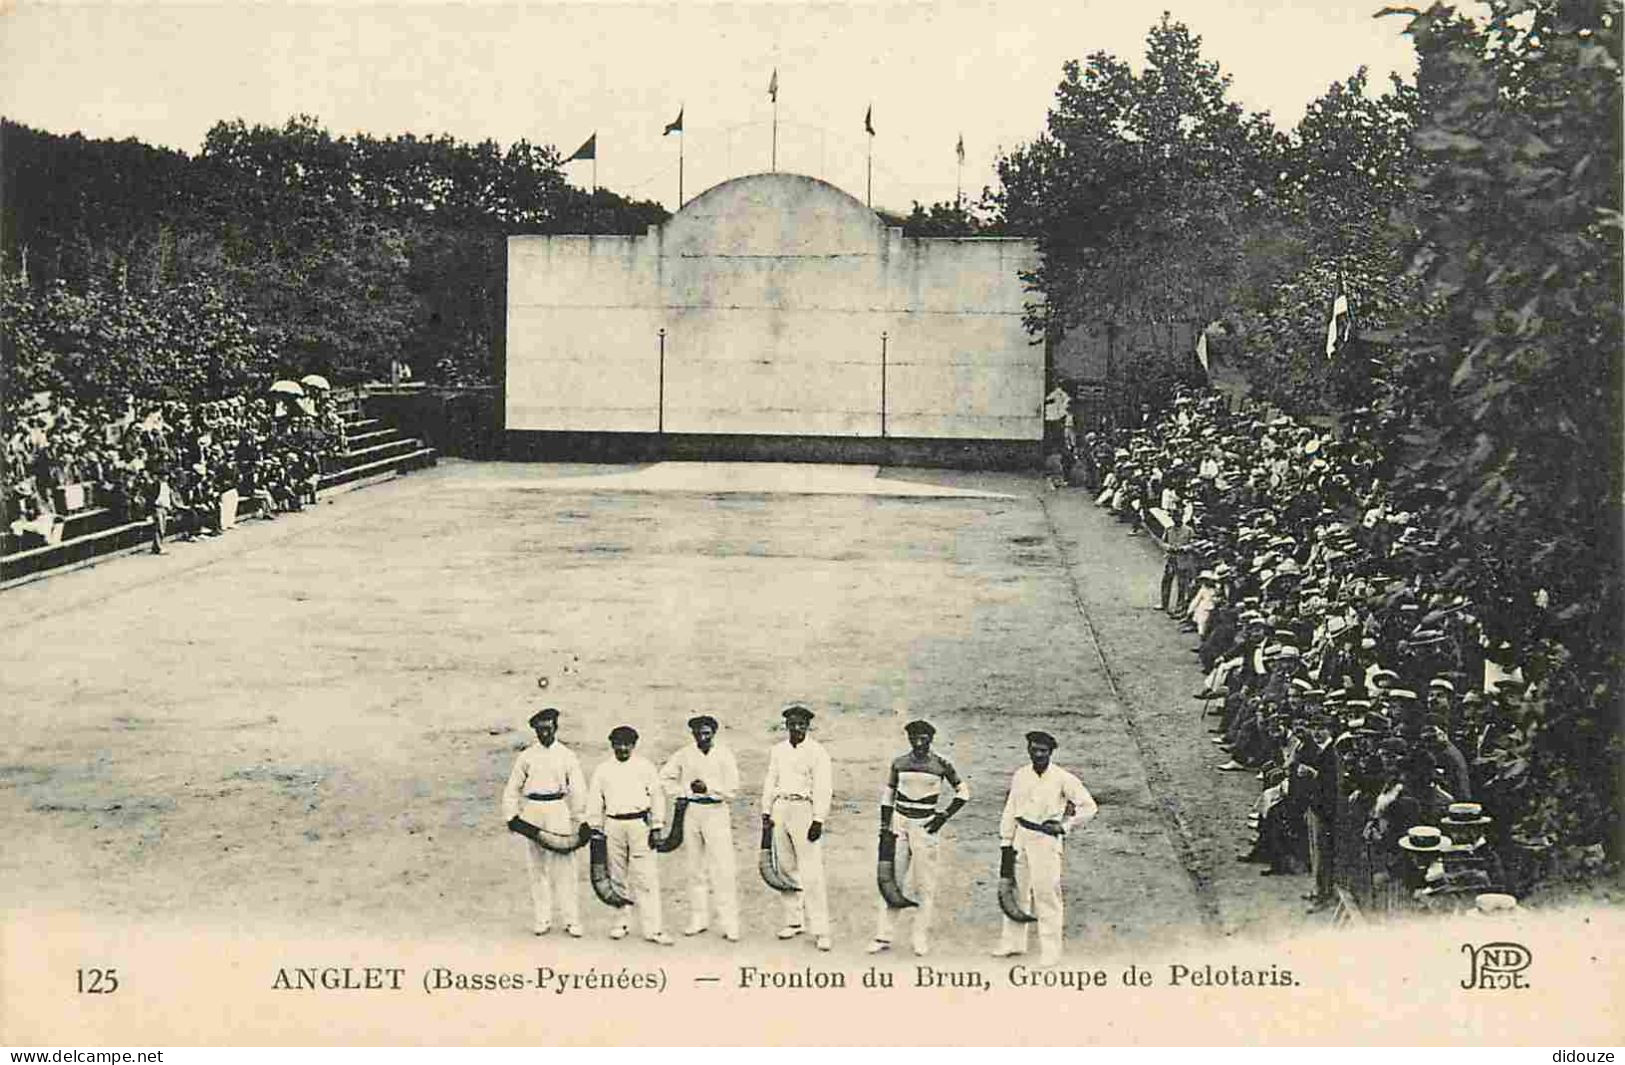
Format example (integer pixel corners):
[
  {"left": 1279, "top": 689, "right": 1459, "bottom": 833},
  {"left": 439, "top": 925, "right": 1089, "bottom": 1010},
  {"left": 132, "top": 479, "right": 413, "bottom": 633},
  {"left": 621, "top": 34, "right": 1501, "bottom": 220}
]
[{"left": 1461, "top": 941, "right": 1532, "bottom": 989}]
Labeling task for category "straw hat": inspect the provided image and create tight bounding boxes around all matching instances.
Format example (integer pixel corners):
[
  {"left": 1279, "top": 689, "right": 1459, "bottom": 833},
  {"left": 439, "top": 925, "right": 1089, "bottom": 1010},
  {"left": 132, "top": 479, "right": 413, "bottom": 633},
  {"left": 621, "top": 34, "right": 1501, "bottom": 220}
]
[
  {"left": 1398, "top": 825, "right": 1454, "bottom": 853},
  {"left": 1473, "top": 893, "right": 1519, "bottom": 915},
  {"left": 1441, "top": 802, "right": 1493, "bottom": 828}
]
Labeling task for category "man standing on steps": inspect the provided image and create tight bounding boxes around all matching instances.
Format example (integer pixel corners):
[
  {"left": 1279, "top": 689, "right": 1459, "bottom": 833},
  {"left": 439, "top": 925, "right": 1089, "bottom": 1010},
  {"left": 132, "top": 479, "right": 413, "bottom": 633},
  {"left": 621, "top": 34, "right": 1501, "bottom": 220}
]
[
  {"left": 587, "top": 726, "right": 675, "bottom": 946},
  {"left": 659, "top": 714, "right": 741, "bottom": 942},
  {"left": 501, "top": 707, "right": 587, "bottom": 938},
  {"left": 760, "top": 703, "right": 834, "bottom": 952},
  {"left": 993, "top": 730, "right": 1098, "bottom": 968},
  {"left": 867, "top": 719, "right": 968, "bottom": 957}
]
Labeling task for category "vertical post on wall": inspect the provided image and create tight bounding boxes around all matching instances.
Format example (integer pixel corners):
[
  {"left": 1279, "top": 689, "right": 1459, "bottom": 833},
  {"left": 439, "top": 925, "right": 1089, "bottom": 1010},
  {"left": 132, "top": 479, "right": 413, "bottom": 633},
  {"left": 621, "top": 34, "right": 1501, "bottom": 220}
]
[
  {"left": 880, "top": 331, "right": 889, "bottom": 438},
  {"left": 1105, "top": 321, "right": 1118, "bottom": 429},
  {"left": 657, "top": 328, "right": 666, "bottom": 434}
]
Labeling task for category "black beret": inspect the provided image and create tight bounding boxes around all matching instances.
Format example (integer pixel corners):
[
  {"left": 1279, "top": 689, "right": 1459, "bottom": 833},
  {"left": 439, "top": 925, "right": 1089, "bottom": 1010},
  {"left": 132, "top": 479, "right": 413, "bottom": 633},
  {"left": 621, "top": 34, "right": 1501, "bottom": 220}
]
[
  {"left": 528, "top": 708, "right": 559, "bottom": 727},
  {"left": 904, "top": 720, "right": 936, "bottom": 737},
  {"left": 781, "top": 703, "right": 814, "bottom": 722},
  {"left": 1025, "top": 730, "right": 1058, "bottom": 750},
  {"left": 608, "top": 725, "right": 639, "bottom": 744},
  {"left": 687, "top": 714, "right": 718, "bottom": 731}
]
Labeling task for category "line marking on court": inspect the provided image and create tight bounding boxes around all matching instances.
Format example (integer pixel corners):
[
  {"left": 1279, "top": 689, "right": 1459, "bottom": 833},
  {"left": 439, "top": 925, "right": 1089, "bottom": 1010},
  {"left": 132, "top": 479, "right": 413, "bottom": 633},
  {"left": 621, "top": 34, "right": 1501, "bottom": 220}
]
[
  {"left": 1036, "top": 492, "right": 1223, "bottom": 934},
  {"left": 448, "top": 462, "right": 1018, "bottom": 499}
]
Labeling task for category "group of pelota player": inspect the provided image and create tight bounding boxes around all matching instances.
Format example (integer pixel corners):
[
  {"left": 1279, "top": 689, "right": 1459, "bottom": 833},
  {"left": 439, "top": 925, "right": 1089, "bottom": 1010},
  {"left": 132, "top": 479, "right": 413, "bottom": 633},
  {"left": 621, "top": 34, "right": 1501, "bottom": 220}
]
[{"left": 503, "top": 701, "right": 1098, "bottom": 966}]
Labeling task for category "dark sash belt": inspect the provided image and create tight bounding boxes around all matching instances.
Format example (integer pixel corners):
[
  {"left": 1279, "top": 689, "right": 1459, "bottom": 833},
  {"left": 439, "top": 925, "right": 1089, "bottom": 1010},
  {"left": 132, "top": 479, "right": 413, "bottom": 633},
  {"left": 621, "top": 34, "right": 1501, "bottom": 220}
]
[
  {"left": 525, "top": 791, "right": 566, "bottom": 802},
  {"left": 609, "top": 810, "right": 650, "bottom": 821},
  {"left": 1016, "top": 816, "right": 1056, "bottom": 834},
  {"left": 688, "top": 796, "right": 723, "bottom": 804},
  {"left": 896, "top": 793, "right": 940, "bottom": 819}
]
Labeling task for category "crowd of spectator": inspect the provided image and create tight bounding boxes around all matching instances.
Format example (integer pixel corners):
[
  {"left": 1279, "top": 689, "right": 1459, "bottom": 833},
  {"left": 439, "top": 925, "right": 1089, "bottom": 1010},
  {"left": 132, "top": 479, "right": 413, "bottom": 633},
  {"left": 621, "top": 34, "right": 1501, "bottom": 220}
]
[
  {"left": 5, "top": 388, "right": 350, "bottom": 557},
  {"left": 1071, "top": 386, "right": 1542, "bottom": 917}
]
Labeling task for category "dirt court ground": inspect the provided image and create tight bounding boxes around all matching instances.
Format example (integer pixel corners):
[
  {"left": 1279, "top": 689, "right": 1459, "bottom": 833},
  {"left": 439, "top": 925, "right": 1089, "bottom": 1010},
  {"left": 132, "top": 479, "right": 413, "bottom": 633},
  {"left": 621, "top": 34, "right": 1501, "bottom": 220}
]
[{"left": 1, "top": 459, "right": 1315, "bottom": 968}]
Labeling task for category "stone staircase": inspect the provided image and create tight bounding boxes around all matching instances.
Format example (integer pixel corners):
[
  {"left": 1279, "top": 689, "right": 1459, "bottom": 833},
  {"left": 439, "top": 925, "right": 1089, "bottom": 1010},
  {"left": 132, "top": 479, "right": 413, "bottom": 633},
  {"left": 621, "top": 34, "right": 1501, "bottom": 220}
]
[
  {"left": 1, "top": 391, "right": 437, "bottom": 587},
  {"left": 321, "top": 393, "right": 438, "bottom": 490}
]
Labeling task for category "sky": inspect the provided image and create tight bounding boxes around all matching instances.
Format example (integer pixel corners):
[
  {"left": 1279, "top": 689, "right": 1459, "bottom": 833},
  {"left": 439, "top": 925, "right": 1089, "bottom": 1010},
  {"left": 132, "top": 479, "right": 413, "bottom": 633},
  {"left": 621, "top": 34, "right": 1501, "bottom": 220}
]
[{"left": 0, "top": 1, "right": 1419, "bottom": 215}]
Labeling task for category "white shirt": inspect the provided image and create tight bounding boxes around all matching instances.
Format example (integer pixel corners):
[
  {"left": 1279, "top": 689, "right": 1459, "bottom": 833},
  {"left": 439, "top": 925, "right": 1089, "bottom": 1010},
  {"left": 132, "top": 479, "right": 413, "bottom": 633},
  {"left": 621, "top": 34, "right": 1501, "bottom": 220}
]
[
  {"left": 761, "top": 737, "right": 833, "bottom": 821},
  {"left": 501, "top": 740, "right": 586, "bottom": 822},
  {"left": 999, "top": 763, "right": 1098, "bottom": 845},
  {"left": 587, "top": 755, "right": 666, "bottom": 830},
  {"left": 1190, "top": 585, "right": 1217, "bottom": 630},
  {"left": 660, "top": 741, "right": 740, "bottom": 802}
]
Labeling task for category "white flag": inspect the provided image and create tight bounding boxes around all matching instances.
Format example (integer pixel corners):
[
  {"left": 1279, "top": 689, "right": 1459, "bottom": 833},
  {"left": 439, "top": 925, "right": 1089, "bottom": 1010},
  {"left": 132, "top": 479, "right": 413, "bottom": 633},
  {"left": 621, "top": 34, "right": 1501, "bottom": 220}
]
[
  {"left": 1196, "top": 331, "right": 1210, "bottom": 373},
  {"left": 1325, "top": 293, "right": 1350, "bottom": 358}
]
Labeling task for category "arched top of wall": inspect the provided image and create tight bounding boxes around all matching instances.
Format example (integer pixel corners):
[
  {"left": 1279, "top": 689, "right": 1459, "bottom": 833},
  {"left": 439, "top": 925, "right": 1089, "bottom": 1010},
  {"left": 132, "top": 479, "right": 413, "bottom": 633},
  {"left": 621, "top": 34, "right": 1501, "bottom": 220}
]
[{"left": 656, "top": 172, "right": 892, "bottom": 257}]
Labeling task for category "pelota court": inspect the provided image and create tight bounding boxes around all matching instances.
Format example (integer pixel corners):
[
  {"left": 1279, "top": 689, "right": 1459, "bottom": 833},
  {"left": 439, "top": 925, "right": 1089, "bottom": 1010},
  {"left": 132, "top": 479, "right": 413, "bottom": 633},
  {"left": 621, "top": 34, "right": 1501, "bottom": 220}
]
[{"left": 0, "top": 460, "right": 1315, "bottom": 965}]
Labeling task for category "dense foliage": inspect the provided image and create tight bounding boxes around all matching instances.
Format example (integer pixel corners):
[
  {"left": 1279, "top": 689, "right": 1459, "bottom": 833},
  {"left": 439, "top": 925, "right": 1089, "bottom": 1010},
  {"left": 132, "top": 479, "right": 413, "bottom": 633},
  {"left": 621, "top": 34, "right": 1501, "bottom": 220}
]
[
  {"left": 1, "top": 115, "right": 669, "bottom": 391},
  {"left": 994, "top": 2, "right": 1621, "bottom": 866},
  {"left": 1369, "top": 1, "right": 1622, "bottom": 854}
]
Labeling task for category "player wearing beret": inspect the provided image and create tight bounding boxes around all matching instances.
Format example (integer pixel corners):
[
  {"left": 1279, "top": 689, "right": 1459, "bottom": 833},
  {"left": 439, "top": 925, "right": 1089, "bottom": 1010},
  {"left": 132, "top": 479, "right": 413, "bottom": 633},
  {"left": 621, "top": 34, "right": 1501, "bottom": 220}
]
[
  {"left": 760, "top": 703, "right": 834, "bottom": 951},
  {"left": 867, "top": 719, "right": 969, "bottom": 957},
  {"left": 993, "top": 730, "right": 1098, "bottom": 967},
  {"left": 659, "top": 714, "right": 741, "bottom": 941},
  {"left": 587, "top": 725, "right": 674, "bottom": 945},
  {"left": 500, "top": 707, "right": 587, "bottom": 938}
]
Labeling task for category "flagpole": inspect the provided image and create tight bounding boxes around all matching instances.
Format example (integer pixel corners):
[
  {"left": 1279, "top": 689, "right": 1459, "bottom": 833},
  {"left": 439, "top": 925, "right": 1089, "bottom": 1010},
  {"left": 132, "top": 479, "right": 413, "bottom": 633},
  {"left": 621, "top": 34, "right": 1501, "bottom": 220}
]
[
  {"left": 864, "top": 104, "right": 874, "bottom": 208},
  {"left": 956, "top": 134, "right": 965, "bottom": 210},
  {"left": 771, "top": 96, "right": 778, "bottom": 172},
  {"left": 678, "top": 130, "right": 684, "bottom": 209}
]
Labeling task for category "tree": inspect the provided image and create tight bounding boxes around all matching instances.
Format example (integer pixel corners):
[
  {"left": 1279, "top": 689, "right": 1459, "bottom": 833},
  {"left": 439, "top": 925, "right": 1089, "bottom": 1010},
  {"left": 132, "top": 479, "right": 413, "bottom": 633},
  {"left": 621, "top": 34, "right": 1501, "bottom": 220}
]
[
  {"left": 1225, "top": 68, "right": 1424, "bottom": 412},
  {"left": 991, "top": 14, "right": 1284, "bottom": 389},
  {"left": 2, "top": 114, "right": 670, "bottom": 394},
  {"left": 896, "top": 200, "right": 991, "bottom": 237},
  {"left": 1372, "top": 0, "right": 1623, "bottom": 850}
]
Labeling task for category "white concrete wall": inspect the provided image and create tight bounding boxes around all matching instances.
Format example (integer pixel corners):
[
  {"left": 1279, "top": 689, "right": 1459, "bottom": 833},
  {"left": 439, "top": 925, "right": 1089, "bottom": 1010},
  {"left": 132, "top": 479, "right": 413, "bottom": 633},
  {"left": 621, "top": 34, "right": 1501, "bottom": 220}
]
[{"left": 506, "top": 173, "right": 1042, "bottom": 440}]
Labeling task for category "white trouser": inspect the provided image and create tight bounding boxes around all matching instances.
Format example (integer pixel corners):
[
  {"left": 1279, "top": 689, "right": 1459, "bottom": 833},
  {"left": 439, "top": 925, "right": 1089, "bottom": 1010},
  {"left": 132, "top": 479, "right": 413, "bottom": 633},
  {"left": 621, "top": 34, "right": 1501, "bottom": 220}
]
[
  {"left": 219, "top": 489, "right": 239, "bottom": 530},
  {"left": 772, "top": 798, "right": 829, "bottom": 936},
  {"left": 519, "top": 797, "right": 580, "bottom": 931},
  {"left": 1193, "top": 596, "right": 1214, "bottom": 637},
  {"left": 999, "top": 825, "right": 1066, "bottom": 962},
  {"left": 874, "top": 814, "right": 938, "bottom": 949},
  {"left": 605, "top": 816, "right": 663, "bottom": 936},
  {"left": 683, "top": 801, "right": 738, "bottom": 936}
]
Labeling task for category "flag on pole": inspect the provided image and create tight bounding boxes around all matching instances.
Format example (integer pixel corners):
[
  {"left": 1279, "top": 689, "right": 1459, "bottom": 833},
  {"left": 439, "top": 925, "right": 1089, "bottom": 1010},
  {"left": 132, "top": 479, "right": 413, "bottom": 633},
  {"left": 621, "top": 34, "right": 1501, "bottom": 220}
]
[
  {"left": 1324, "top": 292, "right": 1350, "bottom": 358},
  {"left": 956, "top": 133, "right": 965, "bottom": 163},
  {"left": 1196, "top": 330, "right": 1210, "bottom": 374},
  {"left": 768, "top": 68, "right": 778, "bottom": 102},
  {"left": 664, "top": 108, "right": 684, "bottom": 136},
  {"left": 566, "top": 133, "right": 596, "bottom": 162},
  {"left": 864, "top": 105, "right": 874, "bottom": 136}
]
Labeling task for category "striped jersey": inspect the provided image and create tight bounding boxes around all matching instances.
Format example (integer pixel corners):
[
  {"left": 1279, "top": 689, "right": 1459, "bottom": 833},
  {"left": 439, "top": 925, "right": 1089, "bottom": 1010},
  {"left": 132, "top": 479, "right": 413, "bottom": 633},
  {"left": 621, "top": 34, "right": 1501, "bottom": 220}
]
[{"left": 880, "top": 751, "right": 969, "bottom": 817}]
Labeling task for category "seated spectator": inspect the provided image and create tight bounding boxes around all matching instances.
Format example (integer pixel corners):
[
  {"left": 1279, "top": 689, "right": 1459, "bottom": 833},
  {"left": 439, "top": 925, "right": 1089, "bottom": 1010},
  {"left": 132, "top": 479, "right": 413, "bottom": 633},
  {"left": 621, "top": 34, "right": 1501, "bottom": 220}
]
[
  {"left": 1086, "top": 382, "right": 1537, "bottom": 917},
  {"left": 8, "top": 495, "right": 63, "bottom": 548},
  {"left": 4, "top": 379, "right": 338, "bottom": 563}
]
